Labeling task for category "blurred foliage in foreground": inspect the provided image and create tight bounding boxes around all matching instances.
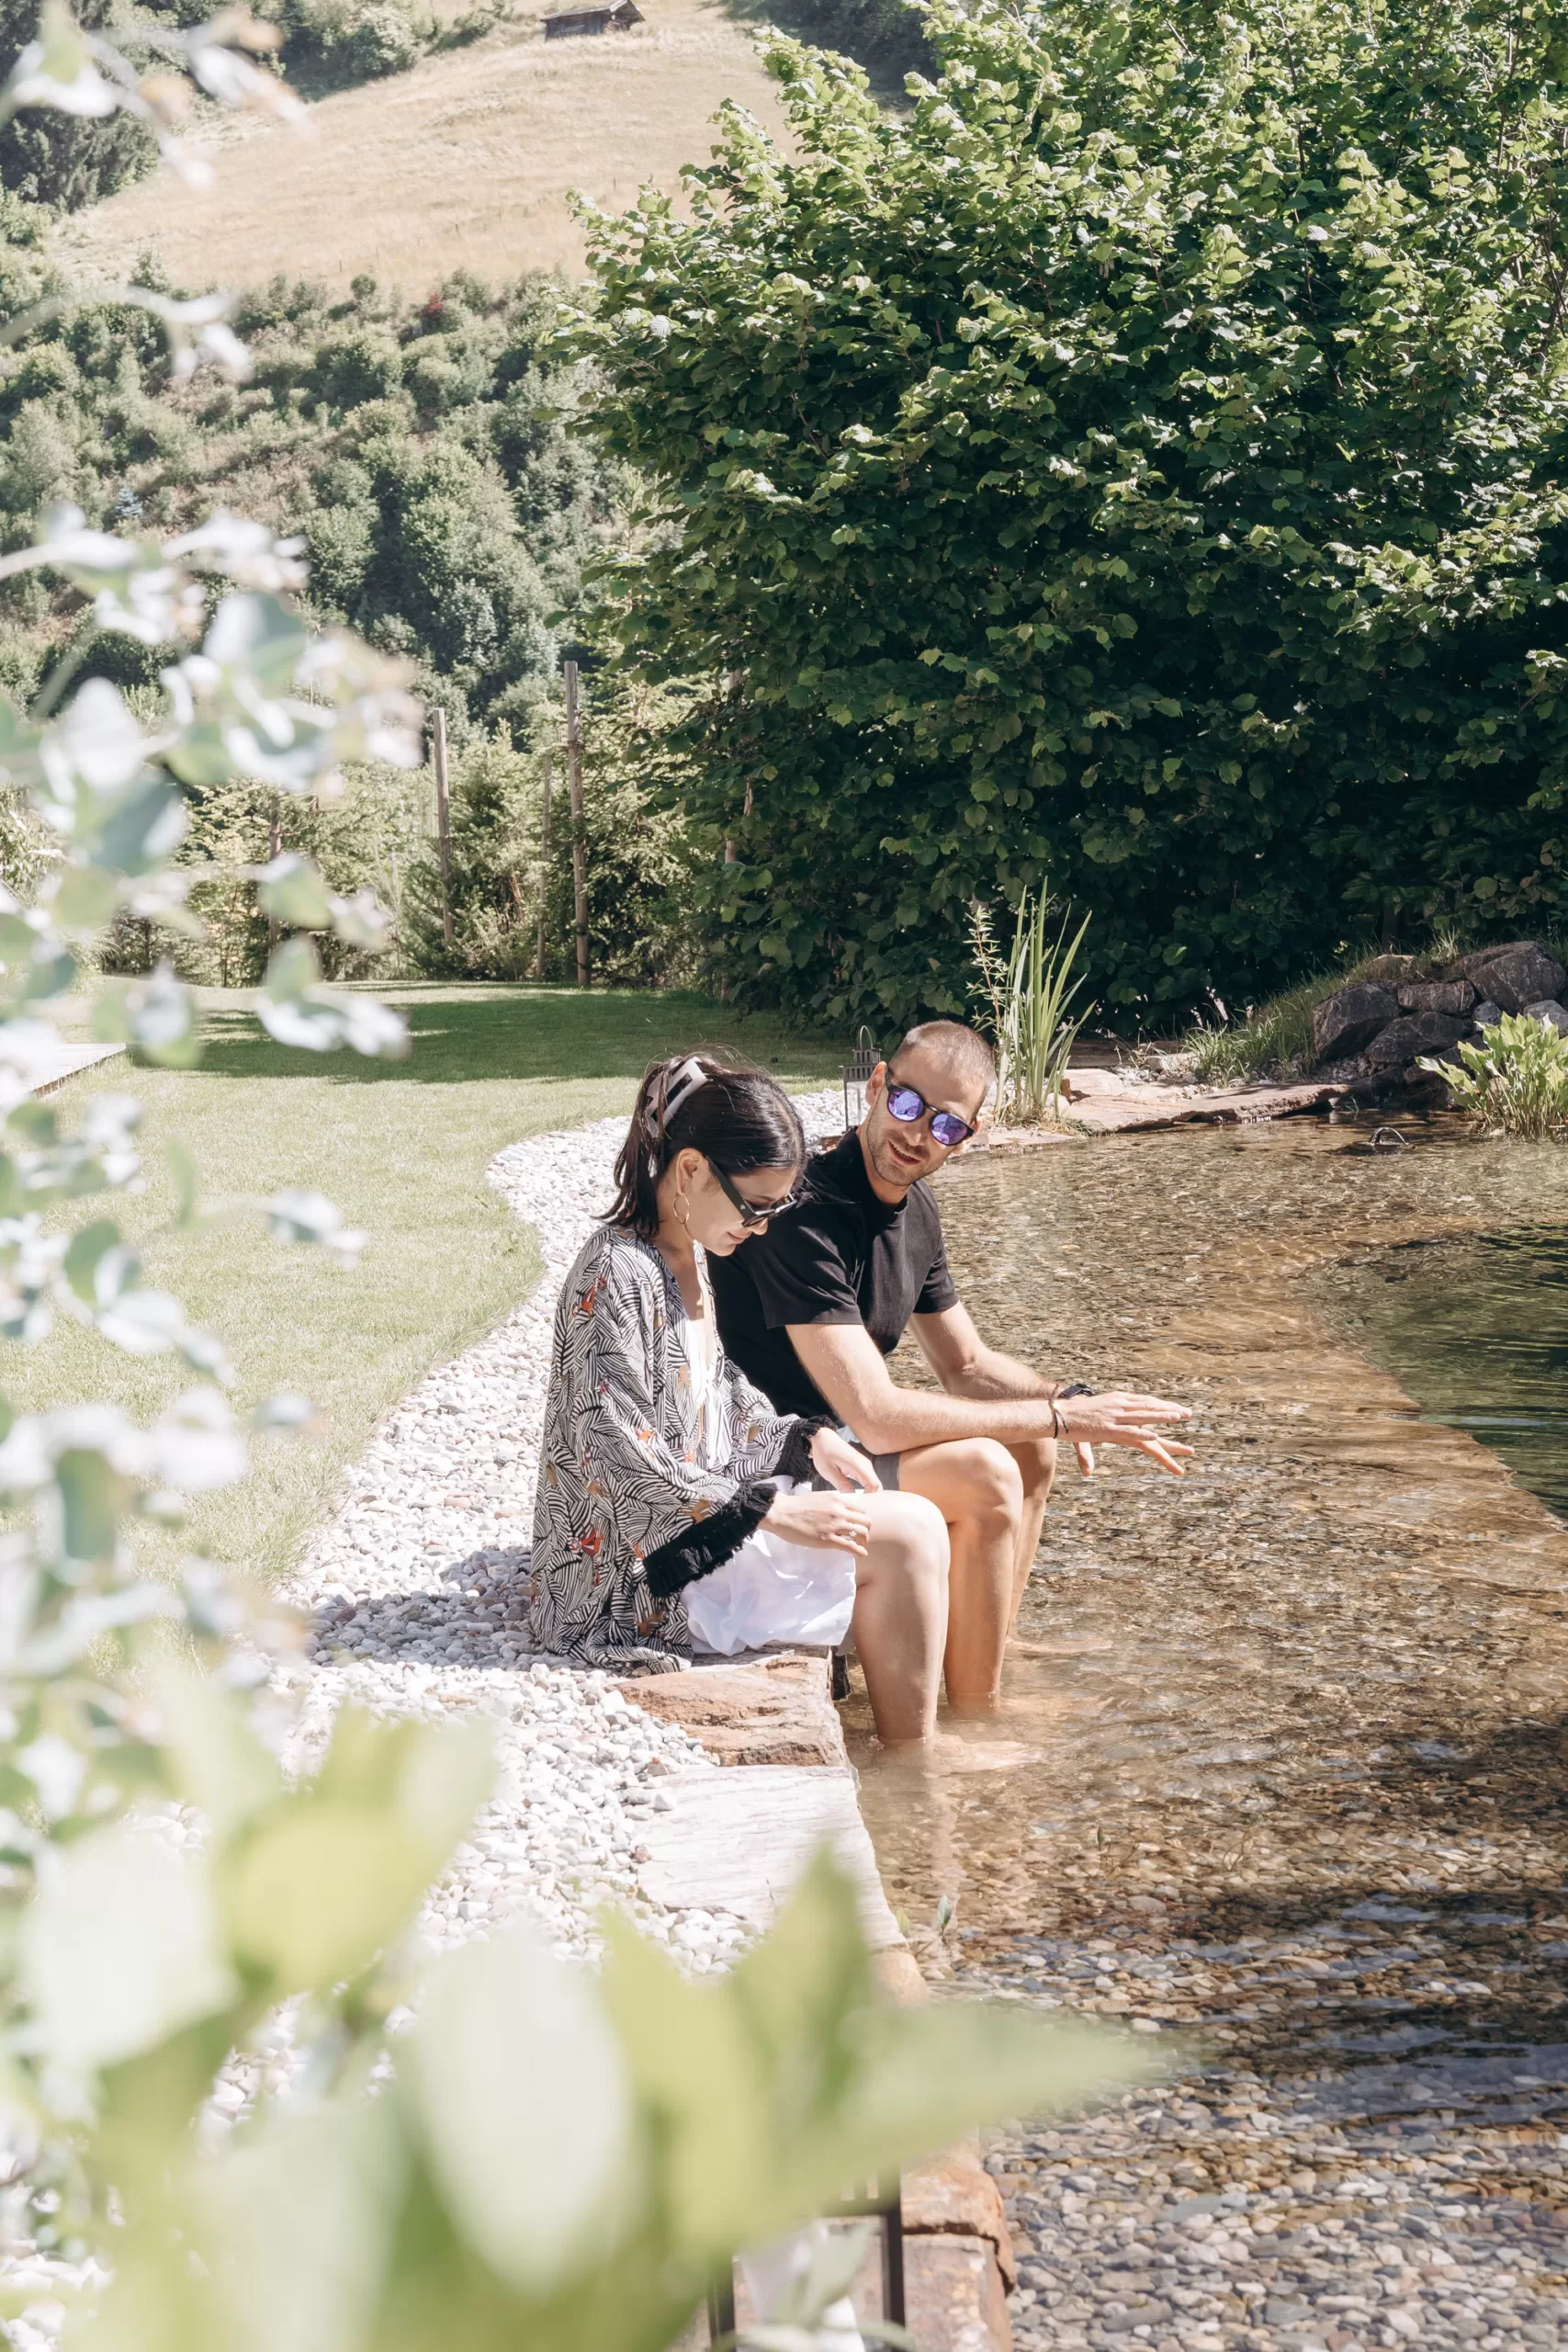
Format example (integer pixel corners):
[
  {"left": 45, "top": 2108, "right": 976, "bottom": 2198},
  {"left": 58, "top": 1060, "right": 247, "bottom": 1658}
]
[{"left": 32, "top": 1696, "right": 1142, "bottom": 2352}]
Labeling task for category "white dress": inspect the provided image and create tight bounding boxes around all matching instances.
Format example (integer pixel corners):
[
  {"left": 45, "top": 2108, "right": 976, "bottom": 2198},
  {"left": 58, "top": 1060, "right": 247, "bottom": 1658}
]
[{"left": 679, "top": 1313, "right": 859, "bottom": 1658}]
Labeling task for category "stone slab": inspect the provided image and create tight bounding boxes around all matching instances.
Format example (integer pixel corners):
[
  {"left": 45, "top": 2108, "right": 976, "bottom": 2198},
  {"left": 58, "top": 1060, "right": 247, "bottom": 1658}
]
[
  {"left": 613, "top": 1651, "right": 847, "bottom": 1768},
  {"left": 1066, "top": 1077, "right": 1348, "bottom": 1133},
  {"left": 904, "top": 2154, "right": 1016, "bottom": 2290},
  {"left": 635, "top": 1763, "right": 902, "bottom": 1949},
  {"left": 905, "top": 2234, "right": 1013, "bottom": 2352},
  {"left": 18, "top": 1042, "right": 125, "bottom": 1096}
]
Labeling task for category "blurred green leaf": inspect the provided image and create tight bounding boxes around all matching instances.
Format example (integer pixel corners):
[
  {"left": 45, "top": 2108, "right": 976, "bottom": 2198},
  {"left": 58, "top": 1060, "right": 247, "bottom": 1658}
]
[
  {"left": 256, "top": 854, "right": 333, "bottom": 931},
  {"left": 406, "top": 1919, "right": 641, "bottom": 2293},
  {"left": 223, "top": 1807, "right": 431, "bottom": 1993},
  {"left": 223, "top": 1712, "right": 491, "bottom": 1992},
  {"left": 166, "top": 1139, "right": 198, "bottom": 1227},
  {"left": 600, "top": 1909, "right": 771, "bottom": 2255},
  {"left": 19, "top": 1823, "right": 238, "bottom": 2076},
  {"left": 201, "top": 2098, "right": 408, "bottom": 2352},
  {"left": 63, "top": 1218, "right": 122, "bottom": 1305},
  {"left": 51, "top": 865, "right": 120, "bottom": 931},
  {"left": 152, "top": 1666, "right": 281, "bottom": 1849}
]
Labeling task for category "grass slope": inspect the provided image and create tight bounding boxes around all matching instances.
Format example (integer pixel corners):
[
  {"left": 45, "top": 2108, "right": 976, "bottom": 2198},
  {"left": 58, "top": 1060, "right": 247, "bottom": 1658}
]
[
  {"left": 48, "top": 0, "right": 795, "bottom": 295},
  {"left": 20, "top": 984, "right": 840, "bottom": 1586}
]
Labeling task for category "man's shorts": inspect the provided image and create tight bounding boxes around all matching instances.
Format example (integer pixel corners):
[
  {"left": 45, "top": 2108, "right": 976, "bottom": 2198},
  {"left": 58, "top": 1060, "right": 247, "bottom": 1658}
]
[{"left": 809, "top": 1423, "right": 900, "bottom": 1493}]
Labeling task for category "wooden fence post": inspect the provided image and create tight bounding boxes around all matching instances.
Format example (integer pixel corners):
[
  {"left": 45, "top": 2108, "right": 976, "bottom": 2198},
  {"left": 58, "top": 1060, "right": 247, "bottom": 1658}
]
[
  {"left": 564, "top": 662, "right": 589, "bottom": 989},
  {"left": 266, "top": 797, "right": 283, "bottom": 950},
  {"left": 536, "top": 752, "right": 552, "bottom": 980},
  {"left": 432, "top": 707, "right": 454, "bottom": 952}
]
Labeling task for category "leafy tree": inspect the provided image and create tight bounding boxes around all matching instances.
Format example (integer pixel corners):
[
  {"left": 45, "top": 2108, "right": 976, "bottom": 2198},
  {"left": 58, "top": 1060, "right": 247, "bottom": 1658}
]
[
  {"left": 0, "top": 0, "right": 153, "bottom": 208},
  {"left": 409, "top": 680, "right": 700, "bottom": 986},
  {"left": 578, "top": 0, "right": 1568, "bottom": 1026}
]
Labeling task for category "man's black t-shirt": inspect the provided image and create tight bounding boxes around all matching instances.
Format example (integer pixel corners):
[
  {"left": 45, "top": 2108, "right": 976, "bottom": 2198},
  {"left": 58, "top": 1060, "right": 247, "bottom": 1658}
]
[{"left": 709, "top": 1129, "right": 959, "bottom": 1419}]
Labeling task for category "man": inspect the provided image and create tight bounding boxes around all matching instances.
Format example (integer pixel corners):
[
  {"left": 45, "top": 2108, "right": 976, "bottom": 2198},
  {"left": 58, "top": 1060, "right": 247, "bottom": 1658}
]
[{"left": 709, "top": 1019, "right": 1192, "bottom": 1713}]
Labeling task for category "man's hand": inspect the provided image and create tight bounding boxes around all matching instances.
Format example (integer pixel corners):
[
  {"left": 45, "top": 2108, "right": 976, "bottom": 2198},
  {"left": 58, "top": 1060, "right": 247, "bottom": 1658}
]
[
  {"left": 808, "top": 1426, "right": 880, "bottom": 1493},
  {"left": 1058, "top": 1390, "right": 1192, "bottom": 1478}
]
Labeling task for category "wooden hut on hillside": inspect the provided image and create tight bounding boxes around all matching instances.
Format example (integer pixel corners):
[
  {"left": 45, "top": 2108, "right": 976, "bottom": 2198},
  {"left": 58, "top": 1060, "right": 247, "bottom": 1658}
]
[{"left": 544, "top": 0, "right": 642, "bottom": 35}]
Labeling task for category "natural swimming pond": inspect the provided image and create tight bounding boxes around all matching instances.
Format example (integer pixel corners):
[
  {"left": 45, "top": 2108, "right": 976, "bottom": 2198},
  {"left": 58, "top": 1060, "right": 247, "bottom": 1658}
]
[
  {"left": 841, "top": 1116, "right": 1568, "bottom": 2130},
  {"left": 1345, "top": 1225, "right": 1568, "bottom": 1526}
]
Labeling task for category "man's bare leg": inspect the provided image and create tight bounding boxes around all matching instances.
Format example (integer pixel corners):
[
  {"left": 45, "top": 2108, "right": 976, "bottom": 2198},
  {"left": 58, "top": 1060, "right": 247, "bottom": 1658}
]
[
  {"left": 999, "top": 1435, "right": 1057, "bottom": 1624},
  {"left": 896, "top": 1437, "right": 1022, "bottom": 1712},
  {"left": 850, "top": 1491, "right": 951, "bottom": 1747}
]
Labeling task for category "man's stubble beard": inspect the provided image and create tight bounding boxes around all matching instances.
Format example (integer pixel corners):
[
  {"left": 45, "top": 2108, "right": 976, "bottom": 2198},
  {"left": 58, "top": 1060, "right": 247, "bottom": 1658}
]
[{"left": 863, "top": 1117, "right": 936, "bottom": 1196}]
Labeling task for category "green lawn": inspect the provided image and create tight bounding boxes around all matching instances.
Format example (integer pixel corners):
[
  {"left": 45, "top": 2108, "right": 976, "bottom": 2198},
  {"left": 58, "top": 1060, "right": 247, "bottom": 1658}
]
[{"left": 20, "top": 985, "right": 841, "bottom": 1586}]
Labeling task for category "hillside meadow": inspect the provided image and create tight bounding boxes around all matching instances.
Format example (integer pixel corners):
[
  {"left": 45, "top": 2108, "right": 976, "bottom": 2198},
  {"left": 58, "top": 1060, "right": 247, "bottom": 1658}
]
[{"left": 47, "top": 0, "right": 795, "bottom": 292}]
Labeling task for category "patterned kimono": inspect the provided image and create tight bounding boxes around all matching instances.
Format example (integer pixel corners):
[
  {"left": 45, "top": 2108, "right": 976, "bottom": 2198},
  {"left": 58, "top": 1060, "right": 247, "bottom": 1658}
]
[{"left": 525, "top": 1223, "right": 820, "bottom": 1669}]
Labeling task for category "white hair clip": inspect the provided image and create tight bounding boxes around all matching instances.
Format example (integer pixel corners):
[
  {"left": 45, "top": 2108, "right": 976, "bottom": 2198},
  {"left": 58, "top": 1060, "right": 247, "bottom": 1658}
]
[{"left": 658, "top": 1056, "right": 710, "bottom": 1138}]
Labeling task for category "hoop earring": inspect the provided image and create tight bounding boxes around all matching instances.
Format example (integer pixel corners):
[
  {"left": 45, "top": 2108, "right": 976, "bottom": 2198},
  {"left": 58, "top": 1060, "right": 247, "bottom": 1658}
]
[{"left": 676, "top": 1192, "right": 691, "bottom": 1231}]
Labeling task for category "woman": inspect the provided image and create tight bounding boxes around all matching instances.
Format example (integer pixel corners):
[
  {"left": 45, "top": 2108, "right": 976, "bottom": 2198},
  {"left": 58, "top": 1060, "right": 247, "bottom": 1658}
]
[{"left": 526, "top": 1053, "right": 950, "bottom": 1746}]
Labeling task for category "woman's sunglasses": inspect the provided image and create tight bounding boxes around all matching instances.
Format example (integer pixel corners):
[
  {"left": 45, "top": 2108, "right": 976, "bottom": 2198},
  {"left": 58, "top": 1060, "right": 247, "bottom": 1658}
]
[
  {"left": 707, "top": 1159, "right": 799, "bottom": 1228},
  {"left": 883, "top": 1076, "right": 977, "bottom": 1149}
]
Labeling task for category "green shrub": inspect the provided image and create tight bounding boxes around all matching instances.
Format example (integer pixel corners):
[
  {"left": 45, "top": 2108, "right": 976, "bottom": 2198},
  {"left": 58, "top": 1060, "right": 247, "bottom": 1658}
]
[
  {"left": 341, "top": 0, "right": 422, "bottom": 76},
  {"left": 307, "top": 325, "right": 406, "bottom": 412},
  {"left": 1423, "top": 1012, "right": 1568, "bottom": 1141}
]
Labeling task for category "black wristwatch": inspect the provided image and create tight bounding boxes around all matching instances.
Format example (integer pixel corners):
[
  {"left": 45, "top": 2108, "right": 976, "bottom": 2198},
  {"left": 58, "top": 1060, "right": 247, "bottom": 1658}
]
[{"left": 1051, "top": 1381, "right": 1097, "bottom": 1438}]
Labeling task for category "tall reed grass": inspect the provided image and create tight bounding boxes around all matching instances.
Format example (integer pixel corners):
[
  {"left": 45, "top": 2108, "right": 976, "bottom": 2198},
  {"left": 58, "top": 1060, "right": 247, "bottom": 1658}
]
[{"left": 971, "top": 894, "right": 1092, "bottom": 1125}]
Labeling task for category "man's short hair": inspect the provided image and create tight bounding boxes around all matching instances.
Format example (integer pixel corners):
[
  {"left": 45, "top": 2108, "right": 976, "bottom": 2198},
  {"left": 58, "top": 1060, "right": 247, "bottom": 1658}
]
[{"left": 893, "top": 1020, "right": 996, "bottom": 1107}]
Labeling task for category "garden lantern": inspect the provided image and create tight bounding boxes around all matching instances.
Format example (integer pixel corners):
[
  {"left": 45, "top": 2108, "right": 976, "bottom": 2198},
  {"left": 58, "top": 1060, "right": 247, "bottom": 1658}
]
[{"left": 841, "top": 1027, "right": 878, "bottom": 1136}]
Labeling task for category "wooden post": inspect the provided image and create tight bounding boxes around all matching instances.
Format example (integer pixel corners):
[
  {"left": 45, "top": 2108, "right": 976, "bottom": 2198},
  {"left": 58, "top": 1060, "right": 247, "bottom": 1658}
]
[
  {"left": 432, "top": 707, "right": 454, "bottom": 952},
  {"left": 564, "top": 662, "right": 588, "bottom": 989},
  {"left": 266, "top": 798, "right": 282, "bottom": 949},
  {"left": 536, "top": 752, "right": 553, "bottom": 979}
]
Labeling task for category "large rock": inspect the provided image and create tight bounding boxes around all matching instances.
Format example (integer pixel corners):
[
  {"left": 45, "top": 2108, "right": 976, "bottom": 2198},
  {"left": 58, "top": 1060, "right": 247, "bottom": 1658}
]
[
  {"left": 1472, "top": 998, "right": 1504, "bottom": 1030},
  {"left": 1526, "top": 998, "right": 1568, "bottom": 1036},
  {"left": 611, "top": 1652, "right": 846, "bottom": 1767},
  {"left": 1396, "top": 978, "right": 1476, "bottom": 1017},
  {"left": 1362, "top": 1011, "right": 1469, "bottom": 1070},
  {"left": 1311, "top": 981, "right": 1399, "bottom": 1066},
  {"left": 1359, "top": 953, "right": 1417, "bottom": 983},
  {"left": 1457, "top": 940, "right": 1567, "bottom": 1013}
]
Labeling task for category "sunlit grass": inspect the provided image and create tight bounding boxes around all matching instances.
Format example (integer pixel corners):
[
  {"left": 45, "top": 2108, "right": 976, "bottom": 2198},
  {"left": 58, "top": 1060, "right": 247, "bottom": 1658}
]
[{"left": 17, "top": 984, "right": 840, "bottom": 1587}]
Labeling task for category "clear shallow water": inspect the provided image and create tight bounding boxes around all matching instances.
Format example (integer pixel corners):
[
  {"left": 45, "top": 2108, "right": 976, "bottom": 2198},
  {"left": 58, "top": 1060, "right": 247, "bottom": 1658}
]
[
  {"left": 840, "top": 1118, "right": 1568, "bottom": 2108},
  {"left": 1345, "top": 1227, "right": 1568, "bottom": 1525}
]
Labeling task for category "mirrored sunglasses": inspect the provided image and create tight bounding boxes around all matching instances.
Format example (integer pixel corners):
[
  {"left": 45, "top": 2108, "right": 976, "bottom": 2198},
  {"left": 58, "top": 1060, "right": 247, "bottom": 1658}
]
[{"left": 884, "top": 1079, "right": 976, "bottom": 1149}]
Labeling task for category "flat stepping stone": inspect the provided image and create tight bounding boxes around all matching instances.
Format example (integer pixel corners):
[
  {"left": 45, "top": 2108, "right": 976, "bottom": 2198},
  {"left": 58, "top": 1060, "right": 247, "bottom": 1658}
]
[{"left": 635, "top": 1763, "right": 903, "bottom": 1950}]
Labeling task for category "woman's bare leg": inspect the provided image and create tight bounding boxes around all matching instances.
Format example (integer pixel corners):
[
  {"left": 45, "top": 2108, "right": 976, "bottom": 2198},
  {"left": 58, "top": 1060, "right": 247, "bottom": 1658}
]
[{"left": 850, "top": 1492, "right": 950, "bottom": 1747}]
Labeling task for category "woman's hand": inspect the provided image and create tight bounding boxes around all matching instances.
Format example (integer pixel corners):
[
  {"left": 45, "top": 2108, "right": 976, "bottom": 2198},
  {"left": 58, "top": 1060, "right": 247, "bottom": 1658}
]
[
  {"left": 762, "top": 1487, "right": 873, "bottom": 1555},
  {"left": 808, "top": 1427, "right": 880, "bottom": 1493},
  {"left": 1057, "top": 1389, "right": 1194, "bottom": 1477}
]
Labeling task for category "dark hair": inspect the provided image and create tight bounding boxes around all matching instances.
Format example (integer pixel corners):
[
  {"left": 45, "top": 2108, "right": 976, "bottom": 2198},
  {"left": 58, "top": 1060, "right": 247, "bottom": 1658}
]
[
  {"left": 604, "top": 1052, "right": 806, "bottom": 1238},
  {"left": 895, "top": 1019, "right": 996, "bottom": 1109}
]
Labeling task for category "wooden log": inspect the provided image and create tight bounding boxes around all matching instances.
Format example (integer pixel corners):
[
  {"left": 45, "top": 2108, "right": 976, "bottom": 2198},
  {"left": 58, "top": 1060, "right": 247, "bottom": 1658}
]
[
  {"left": 564, "top": 661, "right": 588, "bottom": 989},
  {"left": 432, "top": 707, "right": 454, "bottom": 952}
]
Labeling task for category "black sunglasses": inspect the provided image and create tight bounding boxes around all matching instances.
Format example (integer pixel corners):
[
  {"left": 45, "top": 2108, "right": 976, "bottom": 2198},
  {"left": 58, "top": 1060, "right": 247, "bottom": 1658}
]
[
  {"left": 706, "top": 1158, "right": 798, "bottom": 1227},
  {"left": 883, "top": 1073, "right": 977, "bottom": 1149}
]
